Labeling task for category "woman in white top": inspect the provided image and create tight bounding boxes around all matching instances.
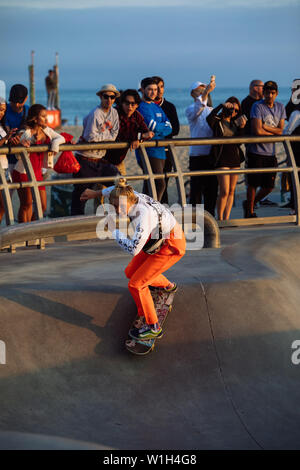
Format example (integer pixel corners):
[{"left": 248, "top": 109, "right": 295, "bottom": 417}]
[
  {"left": 0, "top": 97, "right": 17, "bottom": 223},
  {"left": 80, "top": 178, "right": 186, "bottom": 340},
  {"left": 14, "top": 104, "right": 65, "bottom": 222}
]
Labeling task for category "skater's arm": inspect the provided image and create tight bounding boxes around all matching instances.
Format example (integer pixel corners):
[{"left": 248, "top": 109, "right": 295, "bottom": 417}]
[{"left": 112, "top": 206, "right": 155, "bottom": 256}]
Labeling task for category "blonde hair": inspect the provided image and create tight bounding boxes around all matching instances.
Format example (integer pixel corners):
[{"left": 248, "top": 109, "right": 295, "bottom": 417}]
[{"left": 109, "top": 177, "right": 138, "bottom": 204}]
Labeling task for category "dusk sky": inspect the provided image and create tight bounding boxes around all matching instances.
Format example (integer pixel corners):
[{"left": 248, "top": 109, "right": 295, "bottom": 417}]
[{"left": 1, "top": 0, "right": 300, "bottom": 94}]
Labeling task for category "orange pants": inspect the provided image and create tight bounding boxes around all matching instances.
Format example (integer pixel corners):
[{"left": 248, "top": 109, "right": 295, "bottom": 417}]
[{"left": 125, "top": 224, "right": 186, "bottom": 325}]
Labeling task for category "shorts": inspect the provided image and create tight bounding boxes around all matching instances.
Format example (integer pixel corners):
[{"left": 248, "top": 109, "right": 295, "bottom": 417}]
[
  {"left": 12, "top": 170, "right": 45, "bottom": 191},
  {"left": 246, "top": 153, "right": 278, "bottom": 189}
]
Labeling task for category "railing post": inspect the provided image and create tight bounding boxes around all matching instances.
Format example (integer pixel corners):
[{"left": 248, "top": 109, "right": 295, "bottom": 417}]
[
  {"left": 283, "top": 140, "right": 300, "bottom": 226},
  {"left": 0, "top": 161, "right": 15, "bottom": 226},
  {"left": 137, "top": 145, "right": 158, "bottom": 200},
  {"left": 20, "top": 150, "right": 44, "bottom": 221},
  {"left": 20, "top": 150, "right": 45, "bottom": 247},
  {"left": 0, "top": 161, "right": 16, "bottom": 252},
  {"left": 167, "top": 144, "right": 187, "bottom": 206}
]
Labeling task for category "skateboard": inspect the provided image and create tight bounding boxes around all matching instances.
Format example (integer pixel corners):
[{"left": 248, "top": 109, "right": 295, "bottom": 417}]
[{"left": 125, "top": 287, "right": 176, "bottom": 356}]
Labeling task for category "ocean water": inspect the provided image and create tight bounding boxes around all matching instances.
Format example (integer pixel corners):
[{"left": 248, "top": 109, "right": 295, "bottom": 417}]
[{"left": 34, "top": 87, "right": 292, "bottom": 127}]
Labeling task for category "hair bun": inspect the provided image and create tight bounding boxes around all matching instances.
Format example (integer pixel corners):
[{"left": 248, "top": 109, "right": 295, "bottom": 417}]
[{"left": 115, "top": 176, "right": 127, "bottom": 188}]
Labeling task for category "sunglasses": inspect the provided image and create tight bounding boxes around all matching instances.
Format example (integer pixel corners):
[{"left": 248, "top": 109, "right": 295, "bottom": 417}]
[
  {"left": 102, "top": 94, "right": 116, "bottom": 100},
  {"left": 124, "top": 100, "right": 136, "bottom": 106}
]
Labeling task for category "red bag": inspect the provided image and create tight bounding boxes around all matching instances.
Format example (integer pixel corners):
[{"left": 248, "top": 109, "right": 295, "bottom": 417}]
[
  {"left": 54, "top": 132, "right": 81, "bottom": 174},
  {"left": 54, "top": 151, "right": 80, "bottom": 173}
]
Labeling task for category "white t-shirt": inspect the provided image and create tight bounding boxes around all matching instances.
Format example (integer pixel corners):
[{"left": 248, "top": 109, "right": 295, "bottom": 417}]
[
  {"left": 14, "top": 126, "right": 65, "bottom": 174},
  {"left": 102, "top": 186, "right": 177, "bottom": 256},
  {"left": 185, "top": 96, "right": 213, "bottom": 156},
  {"left": 0, "top": 125, "right": 8, "bottom": 169}
]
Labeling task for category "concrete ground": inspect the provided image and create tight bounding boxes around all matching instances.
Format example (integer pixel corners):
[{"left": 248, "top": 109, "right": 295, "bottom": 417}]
[{"left": 0, "top": 222, "right": 300, "bottom": 450}]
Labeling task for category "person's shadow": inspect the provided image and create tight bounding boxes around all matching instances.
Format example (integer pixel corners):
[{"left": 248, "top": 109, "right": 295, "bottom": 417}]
[{"left": 1, "top": 285, "right": 137, "bottom": 358}]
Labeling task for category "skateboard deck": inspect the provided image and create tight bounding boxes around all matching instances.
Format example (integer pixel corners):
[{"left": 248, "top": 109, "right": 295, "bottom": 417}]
[{"left": 125, "top": 287, "right": 176, "bottom": 356}]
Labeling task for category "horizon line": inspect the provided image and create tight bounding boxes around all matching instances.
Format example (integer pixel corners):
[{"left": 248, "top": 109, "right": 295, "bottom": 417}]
[{"left": 1, "top": 0, "right": 299, "bottom": 9}]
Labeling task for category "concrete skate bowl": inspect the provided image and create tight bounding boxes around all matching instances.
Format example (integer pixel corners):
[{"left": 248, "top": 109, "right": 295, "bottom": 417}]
[{"left": 0, "top": 233, "right": 300, "bottom": 450}]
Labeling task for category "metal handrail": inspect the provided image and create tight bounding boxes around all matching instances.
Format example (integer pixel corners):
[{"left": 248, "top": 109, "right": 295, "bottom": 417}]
[
  {"left": 1, "top": 134, "right": 300, "bottom": 155},
  {"left": 0, "top": 135, "right": 300, "bottom": 252},
  {"left": 0, "top": 210, "right": 221, "bottom": 250}
]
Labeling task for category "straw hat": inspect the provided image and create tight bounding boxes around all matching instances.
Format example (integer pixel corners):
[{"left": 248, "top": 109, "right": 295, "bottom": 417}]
[{"left": 96, "top": 84, "right": 120, "bottom": 98}]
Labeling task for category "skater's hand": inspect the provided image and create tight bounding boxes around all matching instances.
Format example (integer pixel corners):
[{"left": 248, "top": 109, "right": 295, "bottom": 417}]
[{"left": 80, "top": 188, "right": 100, "bottom": 201}]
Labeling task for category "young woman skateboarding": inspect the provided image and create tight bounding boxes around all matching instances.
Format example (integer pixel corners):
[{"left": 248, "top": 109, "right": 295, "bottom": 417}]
[{"left": 80, "top": 178, "right": 186, "bottom": 340}]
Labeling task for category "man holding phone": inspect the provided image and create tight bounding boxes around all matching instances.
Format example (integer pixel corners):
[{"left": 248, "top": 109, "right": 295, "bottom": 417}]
[{"left": 185, "top": 75, "right": 217, "bottom": 216}]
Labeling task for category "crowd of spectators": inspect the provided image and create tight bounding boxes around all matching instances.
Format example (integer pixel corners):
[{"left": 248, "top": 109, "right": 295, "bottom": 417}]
[{"left": 0, "top": 76, "right": 299, "bottom": 226}]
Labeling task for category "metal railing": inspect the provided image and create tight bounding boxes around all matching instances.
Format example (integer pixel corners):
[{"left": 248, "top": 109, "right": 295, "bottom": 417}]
[{"left": 0, "top": 135, "right": 299, "bottom": 251}]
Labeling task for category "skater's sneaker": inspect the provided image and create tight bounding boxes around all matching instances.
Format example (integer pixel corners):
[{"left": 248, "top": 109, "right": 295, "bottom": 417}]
[
  {"left": 164, "top": 282, "right": 178, "bottom": 293},
  {"left": 129, "top": 323, "right": 163, "bottom": 340},
  {"left": 149, "top": 283, "right": 177, "bottom": 293}
]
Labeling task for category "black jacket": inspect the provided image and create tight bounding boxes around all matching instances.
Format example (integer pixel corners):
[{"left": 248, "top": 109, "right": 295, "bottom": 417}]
[
  {"left": 206, "top": 104, "right": 245, "bottom": 167},
  {"left": 160, "top": 99, "right": 180, "bottom": 137}
]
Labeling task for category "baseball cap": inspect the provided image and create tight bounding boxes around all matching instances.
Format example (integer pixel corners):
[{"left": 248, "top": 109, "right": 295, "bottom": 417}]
[
  {"left": 190, "top": 81, "right": 206, "bottom": 92},
  {"left": 263, "top": 81, "right": 278, "bottom": 92},
  {"left": 96, "top": 84, "right": 120, "bottom": 97},
  {"left": 9, "top": 84, "right": 28, "bottom": 103}
]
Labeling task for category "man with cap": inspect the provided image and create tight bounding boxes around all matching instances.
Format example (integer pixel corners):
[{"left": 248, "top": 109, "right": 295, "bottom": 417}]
[
  {"left": 185, "top": 76, "right": 217, "bottom": 216},
  {"left": 243, "top": 80, "right": 286, "bottom": 217},
  {"left": 5, "top": 84, "right": 28, "bottom": 143},
  {"left": 71, "top": 84, "right": 120, "bottom": 216}
]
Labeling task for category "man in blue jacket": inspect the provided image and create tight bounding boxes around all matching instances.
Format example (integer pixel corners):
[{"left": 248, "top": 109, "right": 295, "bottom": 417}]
[{"left": 136, "top": 77, "right": 172, "bottom": 201}]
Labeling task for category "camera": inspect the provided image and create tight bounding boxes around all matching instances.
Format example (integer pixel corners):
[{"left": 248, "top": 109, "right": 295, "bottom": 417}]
[{"left": 222, "top": 105, "right": 235, "bottom": 117}]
